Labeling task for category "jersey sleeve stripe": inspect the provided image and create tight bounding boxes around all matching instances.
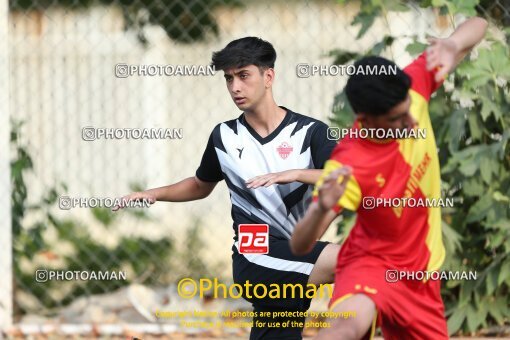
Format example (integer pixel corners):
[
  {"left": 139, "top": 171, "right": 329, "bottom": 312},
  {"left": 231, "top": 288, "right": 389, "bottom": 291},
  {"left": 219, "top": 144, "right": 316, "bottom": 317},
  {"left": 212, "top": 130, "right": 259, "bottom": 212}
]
[{"left": 313, "top": 159, "right": 362, "bottom": 212}]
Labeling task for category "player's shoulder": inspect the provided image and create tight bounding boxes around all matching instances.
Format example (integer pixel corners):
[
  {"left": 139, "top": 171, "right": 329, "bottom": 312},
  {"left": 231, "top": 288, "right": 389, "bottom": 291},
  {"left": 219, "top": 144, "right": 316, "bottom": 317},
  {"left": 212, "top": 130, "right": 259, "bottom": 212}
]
[
  {"left": 287, "top": 108, "right": 326, "bottom": 125},
  {"left": 206, "top": 116, "right": 241, "bottom": 151},
  {"left": 330, "top": 131, "right": 377, "bottom": 167},
  {"left": 403, "top": 52, "right": 442, "bottom": 101},
  {"left": 284, "top": 107, "right": 330, "bottom": 136},
  {"left": 330, "top": 136, "right": 360, "bottom": 161},
  {"left": 328, "top": 140, "right": 381, "bottom": 192},
  {"left": 214, "top": 115, "right": 242, "bottom": 134}
]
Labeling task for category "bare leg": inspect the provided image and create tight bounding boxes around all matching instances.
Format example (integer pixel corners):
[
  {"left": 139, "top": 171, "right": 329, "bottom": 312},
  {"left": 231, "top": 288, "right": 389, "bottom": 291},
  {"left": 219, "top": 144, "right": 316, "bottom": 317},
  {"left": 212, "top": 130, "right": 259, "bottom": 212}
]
[
  {"left": 316, "top": 294, "right": 376, "bottom": 340},
  {"left": 307, "top": 243, "right": 340, "bottom": 285}
]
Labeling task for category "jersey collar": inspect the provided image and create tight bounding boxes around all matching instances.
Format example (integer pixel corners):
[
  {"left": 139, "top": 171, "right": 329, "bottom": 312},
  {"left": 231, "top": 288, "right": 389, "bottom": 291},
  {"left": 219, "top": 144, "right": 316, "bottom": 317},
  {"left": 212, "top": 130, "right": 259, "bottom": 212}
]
[{"left": 239, "top": 106, "right": 293, "bottom": 145}]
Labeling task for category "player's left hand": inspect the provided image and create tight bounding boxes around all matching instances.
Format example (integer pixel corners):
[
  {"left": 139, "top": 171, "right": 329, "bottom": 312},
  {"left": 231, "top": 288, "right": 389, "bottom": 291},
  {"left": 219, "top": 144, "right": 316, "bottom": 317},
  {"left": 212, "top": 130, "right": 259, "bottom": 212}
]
[
  {"left": 426, "top": 37, "right": 459, "bottom": 82},
  {"left": 317, "top": 166, "right": 352, "bottom": 212},
  {"left": 246, "top": 170, "right": 298, "bottom": 189}
]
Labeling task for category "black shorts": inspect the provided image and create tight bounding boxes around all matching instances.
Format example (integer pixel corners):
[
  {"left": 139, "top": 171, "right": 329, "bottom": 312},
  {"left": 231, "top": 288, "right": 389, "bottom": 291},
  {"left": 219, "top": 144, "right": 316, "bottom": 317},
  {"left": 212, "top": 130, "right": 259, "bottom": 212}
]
[{"left": 232, "top": 238, "right": 329, "bottom": 340}]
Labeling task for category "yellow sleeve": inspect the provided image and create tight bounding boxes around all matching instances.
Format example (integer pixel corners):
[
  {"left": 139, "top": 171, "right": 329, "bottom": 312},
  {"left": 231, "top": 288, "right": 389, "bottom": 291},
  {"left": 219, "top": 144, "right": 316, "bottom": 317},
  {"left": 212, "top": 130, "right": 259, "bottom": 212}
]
[{"left": 312, "top": 159, "right": 362, "bottom": 212}]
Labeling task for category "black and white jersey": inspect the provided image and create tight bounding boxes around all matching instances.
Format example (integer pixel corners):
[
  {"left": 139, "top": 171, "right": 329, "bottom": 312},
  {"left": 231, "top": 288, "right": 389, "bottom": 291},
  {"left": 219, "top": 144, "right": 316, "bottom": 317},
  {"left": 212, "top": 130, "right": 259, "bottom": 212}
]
[{"left": 196, "top": 107, "right": 335, "bottom": 241}]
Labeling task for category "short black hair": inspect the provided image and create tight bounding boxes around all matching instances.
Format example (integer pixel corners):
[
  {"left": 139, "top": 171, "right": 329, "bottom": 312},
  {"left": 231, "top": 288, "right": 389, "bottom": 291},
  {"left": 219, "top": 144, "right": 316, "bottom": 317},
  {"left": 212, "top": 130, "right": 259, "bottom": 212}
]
[
  {"left": 211, "top": 37, "right": 276, "bottom": 71},
  {"left": 345, "top": 56, "right": 411, "bottom": 116}
]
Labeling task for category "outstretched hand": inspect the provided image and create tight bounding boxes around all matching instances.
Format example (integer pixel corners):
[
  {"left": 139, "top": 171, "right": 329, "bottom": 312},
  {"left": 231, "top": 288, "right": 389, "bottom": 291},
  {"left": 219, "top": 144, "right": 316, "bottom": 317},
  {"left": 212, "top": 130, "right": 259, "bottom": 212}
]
[
  {"left": 112, "top": 191, "right": 156, "bottom": 212},
  {"left": 246, "top": 170, "right": 299, "bottom": 189}
]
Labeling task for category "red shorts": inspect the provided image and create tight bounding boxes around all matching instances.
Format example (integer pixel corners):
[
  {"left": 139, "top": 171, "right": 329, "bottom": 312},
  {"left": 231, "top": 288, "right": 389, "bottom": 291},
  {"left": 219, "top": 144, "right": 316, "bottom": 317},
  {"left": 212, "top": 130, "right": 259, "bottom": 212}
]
[{"left": 329, "top": 257, "right": 448, "bottom": 340}]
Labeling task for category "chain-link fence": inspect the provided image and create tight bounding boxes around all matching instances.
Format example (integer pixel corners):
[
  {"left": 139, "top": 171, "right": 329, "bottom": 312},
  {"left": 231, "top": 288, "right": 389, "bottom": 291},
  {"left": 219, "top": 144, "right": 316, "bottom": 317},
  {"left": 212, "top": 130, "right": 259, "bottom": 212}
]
[{"left": 2, "top": 0, "right": 509, "bottom": 337}]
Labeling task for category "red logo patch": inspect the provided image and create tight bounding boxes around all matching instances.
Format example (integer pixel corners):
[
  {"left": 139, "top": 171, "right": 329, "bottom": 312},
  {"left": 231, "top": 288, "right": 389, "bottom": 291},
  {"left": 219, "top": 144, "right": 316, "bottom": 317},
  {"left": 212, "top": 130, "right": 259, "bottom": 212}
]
[
  {"left": 238, "top": 224, "right": 269, "bottom": 254},
  {"left": 276, "top": 142, "right": 293, "bottom": 159}
]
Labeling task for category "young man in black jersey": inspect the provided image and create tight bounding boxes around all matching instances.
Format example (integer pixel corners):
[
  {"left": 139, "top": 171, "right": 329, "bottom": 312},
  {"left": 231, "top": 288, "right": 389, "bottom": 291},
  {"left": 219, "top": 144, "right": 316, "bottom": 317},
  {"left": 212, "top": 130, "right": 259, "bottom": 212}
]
[{"left": 115, "top": 37, "right": 340, "bottom": 340}]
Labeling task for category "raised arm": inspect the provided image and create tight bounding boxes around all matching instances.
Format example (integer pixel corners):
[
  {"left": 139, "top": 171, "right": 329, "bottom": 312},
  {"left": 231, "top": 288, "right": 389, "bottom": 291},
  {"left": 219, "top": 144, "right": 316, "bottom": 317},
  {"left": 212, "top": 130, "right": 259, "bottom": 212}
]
[
  {"left": 427, "top": 17, "right": 488, "bottom": 81},
  {"left": 146, "top": 177, "right": 217, "bottom": 201},
  {"left": 290, "top": 203, "right": 338, "bottom": 256},
  {"left": 114, "top": 126, "right": 223, "bottom": 211},
  {"left": 290, "top": 167, "right": 352, "bottom": 255}
]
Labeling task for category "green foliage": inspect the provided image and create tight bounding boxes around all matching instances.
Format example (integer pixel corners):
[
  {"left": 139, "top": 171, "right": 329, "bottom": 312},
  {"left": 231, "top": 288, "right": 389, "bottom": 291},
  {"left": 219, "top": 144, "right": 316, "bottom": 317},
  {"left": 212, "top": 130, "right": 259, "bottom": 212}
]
[
  {"left": 9, "top": 0, "right": 241, "bottom": 44},
  {"left": 331, "top": 0, "right": 510, "bottom": 335},
  {"left": 177, "top": 220, "right": 226, "bottom": 281},
  {"left": 11, "top": 123, "right": 173, "bottom": 312},
  {"left": 436, "top": 40, "right": 510, "bottom": 334}
]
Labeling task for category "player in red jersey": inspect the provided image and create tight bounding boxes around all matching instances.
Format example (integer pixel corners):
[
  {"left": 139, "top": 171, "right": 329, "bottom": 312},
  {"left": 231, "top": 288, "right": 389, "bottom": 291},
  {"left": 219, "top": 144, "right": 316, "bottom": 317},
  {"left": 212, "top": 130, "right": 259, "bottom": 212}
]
[{"left": 290, "top": 17, "right": 487, "bottom": 339}]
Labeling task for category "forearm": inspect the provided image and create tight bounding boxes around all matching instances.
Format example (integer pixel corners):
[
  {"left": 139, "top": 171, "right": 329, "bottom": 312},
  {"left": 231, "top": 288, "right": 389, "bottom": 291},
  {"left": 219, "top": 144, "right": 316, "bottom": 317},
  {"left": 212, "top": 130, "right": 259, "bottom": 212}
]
[
  {"left": 145, "top": 176, "right": 215, "bottom": 202},
  {"left": 295, "top": 169, "right": 323, "bottom": 185},
  {"left": 449, "top": 17, "right": 488, "bottom": 53},
  {"left": 291, "top": 203, "right": 330, "bottom": 255}
]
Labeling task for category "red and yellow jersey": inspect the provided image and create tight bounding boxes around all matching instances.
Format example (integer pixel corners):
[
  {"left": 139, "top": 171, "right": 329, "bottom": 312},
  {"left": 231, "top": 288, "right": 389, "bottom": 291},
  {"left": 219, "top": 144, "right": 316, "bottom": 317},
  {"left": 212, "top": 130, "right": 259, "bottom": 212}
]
[{"left": 314, "top": 53, "right": 445, "bottom": 272}]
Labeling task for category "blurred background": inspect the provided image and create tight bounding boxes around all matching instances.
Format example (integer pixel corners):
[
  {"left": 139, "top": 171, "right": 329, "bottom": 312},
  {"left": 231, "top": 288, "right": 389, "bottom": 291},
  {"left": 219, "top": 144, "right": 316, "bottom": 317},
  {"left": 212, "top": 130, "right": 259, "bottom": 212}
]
[{"left": 2, "top": 0, "right": 509, "bottom": 338}]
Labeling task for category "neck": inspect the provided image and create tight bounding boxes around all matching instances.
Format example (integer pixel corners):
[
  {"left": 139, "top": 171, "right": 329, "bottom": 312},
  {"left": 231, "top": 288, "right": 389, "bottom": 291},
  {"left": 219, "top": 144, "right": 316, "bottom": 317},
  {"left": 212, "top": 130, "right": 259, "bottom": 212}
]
[
  {"left": 356, "top": 119, "right": 393, "bottom": 144},
  {"left": 244, "top": 99, "right": 287, "bottom": 138}
]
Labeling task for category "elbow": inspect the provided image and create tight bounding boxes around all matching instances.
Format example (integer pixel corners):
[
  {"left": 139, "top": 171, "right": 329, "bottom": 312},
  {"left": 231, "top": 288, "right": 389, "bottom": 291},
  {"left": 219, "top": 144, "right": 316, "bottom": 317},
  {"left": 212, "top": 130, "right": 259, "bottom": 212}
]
[
  {"left": 472, "top": 17, "right": 488, "bottom": 36},
  {"left": 199, "top": 190, "right": 212, "bottom": 199},
  {"left": 478, "top": 16, "right": 488, "bottom": 27},
  {"left": 193, "top": 176, "right": 215, "bottom": 199},
  {"left": 289, "top": 242, "right": 302, "bottom": 256},
  {"left": 478, "top": 17, "right": 489, "bottom": 34}
]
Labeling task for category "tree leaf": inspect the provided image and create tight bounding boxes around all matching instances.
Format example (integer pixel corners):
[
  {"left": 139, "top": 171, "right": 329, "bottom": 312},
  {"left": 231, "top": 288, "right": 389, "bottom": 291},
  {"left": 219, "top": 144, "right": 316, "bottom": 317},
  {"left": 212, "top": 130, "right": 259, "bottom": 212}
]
[
  {"left": 466, "top": 193, "right": 492, "bottom": 223},
  {"left": 447, "top": 304, "right": 467, "bottom": 335},
  {"left": 450, "top": 0, "right": 479, "bottom": 16},
  {"left": 384, "top": 0, "right": 408, "bottom": 12},
  {"left": 498, "top": 260, "right": 510, "bottom": 286},
  {"left": 431, "top": 0, "right": 447, "bottom": 6},
  {"left": 466, "top": 304, "right": 481, "bottom": 333},
  {"left": 448, "top": 109, "right": 466, "bottom": 152},
  {"left": 493, "top": 192, "right": 510, "bottom": 203},
  {"left": 369, "top": 35, "right": 395, "bottom": 55},
  {"left": 352, "top": 11, "right": 378, "bottom": 39},
  {"left": 489, "top": 298, "right": 507, "bottom": 325},
  {"left": 485, "top": 268, "right": 498, "bottom": 296},
  {"left": 463, "top": 178, "right": 484, "bottom": 197},
  {"left": 467, "top": 113, "right": 482, "bottom": 141},
  {"left": 442, "top": 220, "right": 463, "bottom": 254},
  {"left": 479, "top": 157, "right": 492, "bottom": 184},
  {"left": 480, "top": 99, "right": 499, "bottom": 122},
  {"left": 405, "top": 41, "right": 428, "bottom": 57},
  {"left": 459, "top": 159, "right": 477, "bottom": 176},
  {"left": 493, "top": 219, "right": 510, "bottom": 230},
  {"left": 327, "top": 49, "right": 360, "bottom": 65},
  {"left": 475, "top": 298, "right": 489, "bottom": 327}
]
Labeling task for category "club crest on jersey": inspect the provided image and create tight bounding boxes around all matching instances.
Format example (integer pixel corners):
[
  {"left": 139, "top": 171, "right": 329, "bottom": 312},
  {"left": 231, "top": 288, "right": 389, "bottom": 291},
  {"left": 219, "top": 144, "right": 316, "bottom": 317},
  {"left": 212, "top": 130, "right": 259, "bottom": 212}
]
[
  {"left": 276, "top": 142, "right": 293, "bottom": 159},
  {"left": 376, "top": 173, "right": 386, "bottom": 187}
]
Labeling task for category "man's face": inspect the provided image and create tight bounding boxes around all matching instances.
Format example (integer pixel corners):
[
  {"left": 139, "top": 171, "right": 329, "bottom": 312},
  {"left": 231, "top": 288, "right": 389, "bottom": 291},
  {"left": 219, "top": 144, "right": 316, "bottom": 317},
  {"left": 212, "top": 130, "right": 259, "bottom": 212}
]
[
  {"left": 359, "top": 94, "right": 416, "bottom": 136},
  {"left": 223, "top": 65, "right": 272, "bottom": 111}
]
